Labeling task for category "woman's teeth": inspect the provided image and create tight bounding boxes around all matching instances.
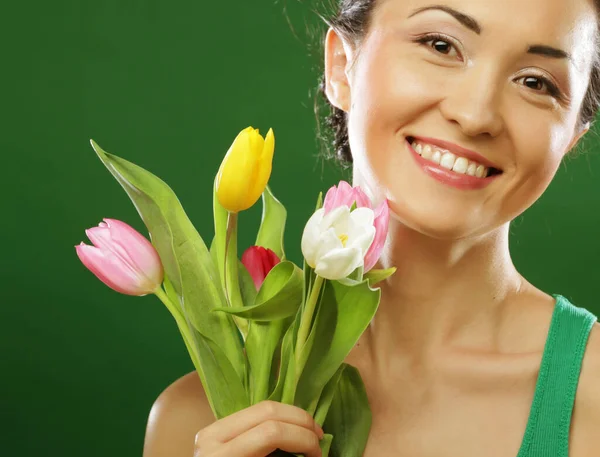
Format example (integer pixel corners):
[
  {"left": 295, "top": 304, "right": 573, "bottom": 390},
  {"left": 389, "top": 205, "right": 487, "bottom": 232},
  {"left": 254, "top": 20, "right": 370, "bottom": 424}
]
[{"left": 411, "top": 140, "right": 490, "bottom": 178}]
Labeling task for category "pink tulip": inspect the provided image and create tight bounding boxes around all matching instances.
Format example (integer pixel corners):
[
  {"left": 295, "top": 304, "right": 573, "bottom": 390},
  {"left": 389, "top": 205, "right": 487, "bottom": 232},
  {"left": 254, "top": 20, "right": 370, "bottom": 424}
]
[
  {"left": 323, "top": 180, "right": 390, "bottom": 272},
  {"left": 75, "top": 218, "right": 164, "bottom": 296},
  {"left": 241, "top": 246, "right": 280, "bottom": 290}
]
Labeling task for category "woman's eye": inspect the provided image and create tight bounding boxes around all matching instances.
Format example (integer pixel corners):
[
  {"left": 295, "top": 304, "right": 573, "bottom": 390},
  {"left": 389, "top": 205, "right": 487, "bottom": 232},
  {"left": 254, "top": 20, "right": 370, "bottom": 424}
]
[
  {"left": 431, "top": 40, "right": 452, "bottom": 54},
  {"left": 415, "top": 34, "right": 461, "bottom": 60},
  {"left": 521, "top": 76, "right": 545, "bottom": 91},
  {"left": 516, "top": 75, "right": 561, "bottom": 98}
]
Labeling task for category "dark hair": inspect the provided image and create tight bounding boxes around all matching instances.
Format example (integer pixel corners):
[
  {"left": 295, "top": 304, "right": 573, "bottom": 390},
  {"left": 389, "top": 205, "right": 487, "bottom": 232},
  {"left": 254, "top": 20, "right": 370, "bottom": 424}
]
[{"left": 314, "top": 0, "right": 600, "bottom": 167}]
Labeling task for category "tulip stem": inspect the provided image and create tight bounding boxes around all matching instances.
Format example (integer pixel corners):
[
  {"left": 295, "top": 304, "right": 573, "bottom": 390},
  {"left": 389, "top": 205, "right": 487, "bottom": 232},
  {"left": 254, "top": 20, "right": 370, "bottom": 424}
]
[
  {"left": 223, "top": 211, "right": 249, "bottom": 342},
  {"left": 154, "top": 287, "right": 190, "bottom": 337},
  {"left": 294, "top": 274, "right": 325, "bottom": 375},
  {"left": 223, "top": 212, "right": 236, "bottom": 307}
]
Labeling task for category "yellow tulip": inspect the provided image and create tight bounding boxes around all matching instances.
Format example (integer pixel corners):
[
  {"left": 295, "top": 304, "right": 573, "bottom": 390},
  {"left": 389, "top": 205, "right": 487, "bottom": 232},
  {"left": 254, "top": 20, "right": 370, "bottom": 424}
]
[{"left": 216, "top": 127, "right": 275, "bottom": 213}]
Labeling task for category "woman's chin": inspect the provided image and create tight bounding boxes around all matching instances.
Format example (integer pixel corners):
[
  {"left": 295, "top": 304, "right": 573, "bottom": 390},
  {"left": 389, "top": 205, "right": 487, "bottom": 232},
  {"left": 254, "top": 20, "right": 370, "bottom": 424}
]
[{"left": 387, "top": 199, "right": 492, "bottom": 241}]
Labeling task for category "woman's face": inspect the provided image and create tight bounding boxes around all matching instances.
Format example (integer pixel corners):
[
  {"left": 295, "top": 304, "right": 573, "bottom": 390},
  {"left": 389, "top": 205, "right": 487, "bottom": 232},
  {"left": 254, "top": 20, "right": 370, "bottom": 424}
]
[{"left": 325, "top": 0, "right": 597, "bottom": 239}]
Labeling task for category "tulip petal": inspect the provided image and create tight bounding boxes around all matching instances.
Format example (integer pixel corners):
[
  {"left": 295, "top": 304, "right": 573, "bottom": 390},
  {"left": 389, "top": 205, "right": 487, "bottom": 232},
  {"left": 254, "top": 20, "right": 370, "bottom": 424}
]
[
  {"left": 241, "top": 246, "right": 266, "bottom": 290},
  {"left": 85, "top": 226, "right": 143, "bottom": 282},
  {"left": 75, "top": 243, "right": 151, "bottom": 295},
  {"left": 102, "top": 219, "right": 163, "bottom": 284},
  {"left": 323, "top": 186, "right": 338, "bottom": 215},
  {"left": 315, "top": 227, "right": 344, "bottom": 262},
  {"left": 324, "top": 181, "right": 355, "bottom": 214},
  {"left": 241, "top": 245, "right": 281, "bottom": 290},
  {"left": 320, "top": 205, "right": 350, "bottom": 233},
  {"left": 349, "top": 207, "right": 375, "bottom": 229},
  {"left": 263, "top": 246, "right": 280, "bottom": 273},
  {"left": 348, "top": 226, "right": 376, "bottom": 257},
  {"left": 301, "top": 208, "right": 325, "bottom": 268},
  {"left": 250, "top": 128, "right": 274, "bottom": 207},
  {"left": 315, "top": 246, "right": 363, "bottom": 280},
  {"left": 249, "top": 127, "right": 265, "bottom": 156},
  {"left": 352, "top": 186, "right": 372, "bottom": 208},
  {"left": 218, "top": 129, "right": 256, "bottom": 212},
  {"left": 364, "top": 199, "right": 390, "bottom": 272}
]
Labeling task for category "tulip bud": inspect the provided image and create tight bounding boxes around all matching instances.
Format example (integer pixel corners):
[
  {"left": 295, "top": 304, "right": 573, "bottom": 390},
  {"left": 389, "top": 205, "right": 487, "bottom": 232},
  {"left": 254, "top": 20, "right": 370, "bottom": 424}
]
[
  {"left": 301, "top": 181, "right": 390, "bottom": 279},
  {"left": 301, "top": 205, "right": 376, "bottom": 280},
  {"left": 75, "top": 218, "right": 164, "bottom": 296},
  {"left": 241, "top": 245, "right": 280, "bottom": 290},
  {"left": 216, "top": 127, "right": 275, "bottom": 213}
]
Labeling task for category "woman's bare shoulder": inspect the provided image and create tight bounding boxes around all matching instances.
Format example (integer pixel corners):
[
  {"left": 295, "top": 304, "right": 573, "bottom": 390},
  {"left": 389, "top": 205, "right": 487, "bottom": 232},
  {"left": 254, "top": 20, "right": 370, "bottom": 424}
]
[
  {"left": 570, "top": 322, "right": 600, "bottom": 456},
  {"left": 143, "top": 370, "right": 216, "bottom": 457}
]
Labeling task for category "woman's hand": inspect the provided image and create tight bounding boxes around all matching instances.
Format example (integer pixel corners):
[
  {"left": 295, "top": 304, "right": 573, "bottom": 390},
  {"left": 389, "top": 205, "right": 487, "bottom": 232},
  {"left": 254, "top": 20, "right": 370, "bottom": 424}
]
[{"left": 193, "top": 400, "right": 325, "bottom": 457}]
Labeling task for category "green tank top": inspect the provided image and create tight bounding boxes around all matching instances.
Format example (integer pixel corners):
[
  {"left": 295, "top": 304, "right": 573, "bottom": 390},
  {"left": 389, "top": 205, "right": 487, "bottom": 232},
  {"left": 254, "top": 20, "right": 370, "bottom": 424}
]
[{"left": 516, "top": 294, "right": 597, "bottom": 457}]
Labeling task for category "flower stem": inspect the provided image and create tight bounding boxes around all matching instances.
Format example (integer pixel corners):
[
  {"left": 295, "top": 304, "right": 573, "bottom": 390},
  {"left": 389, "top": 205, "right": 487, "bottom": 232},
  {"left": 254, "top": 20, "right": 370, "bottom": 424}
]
[
  {"left": 223, "top": 212, "right": 237, "bottom": 307},
  {"left": 294, "top": 274, "right": 325, "bottom": 373},
  {"left": 154, "top": 287, "right": 191, "bottom": 341},
  {"left": 224, "top": 212, "right": 248, "bottom": 342}
]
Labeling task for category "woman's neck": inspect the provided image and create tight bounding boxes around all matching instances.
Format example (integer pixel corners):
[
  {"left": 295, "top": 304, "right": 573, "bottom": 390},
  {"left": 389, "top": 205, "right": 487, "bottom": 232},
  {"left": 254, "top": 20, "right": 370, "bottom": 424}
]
[{"left": 362, "top": 217, "right": 528, "bottom": 372}]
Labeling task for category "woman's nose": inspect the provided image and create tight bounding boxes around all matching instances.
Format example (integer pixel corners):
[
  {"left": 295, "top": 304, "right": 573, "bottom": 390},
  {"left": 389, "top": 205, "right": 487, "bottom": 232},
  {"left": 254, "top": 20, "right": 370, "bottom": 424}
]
[{"left": 438, "top": 67, "right": 505, "bottom": 138}]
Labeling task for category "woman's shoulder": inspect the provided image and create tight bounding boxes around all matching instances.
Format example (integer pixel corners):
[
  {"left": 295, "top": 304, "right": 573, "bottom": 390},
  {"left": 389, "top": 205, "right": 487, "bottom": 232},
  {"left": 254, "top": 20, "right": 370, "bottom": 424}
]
[
  {"left": 570, "top": 321, "right": 600, "bottom": 456},
  {"left": 143, "top": 370, "right": 215, "bottom": 457}
]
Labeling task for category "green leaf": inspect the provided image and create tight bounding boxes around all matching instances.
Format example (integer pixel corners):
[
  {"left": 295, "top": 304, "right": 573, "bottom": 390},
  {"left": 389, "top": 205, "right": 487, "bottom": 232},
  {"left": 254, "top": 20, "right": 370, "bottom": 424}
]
[
  {"left": 347, "top": 265, "right": 364, "bottom": 282},
  {"left": 161, "top": 271, "right": 250, "bottom": 419},
  {"left": 226, "top": 260, "right": 302, "bottom": 405},
  {"left": 313, "top": 364, "right": 346, "bottom": 427},
  {"left": 322, "top": 365, "right": 372, "bottom": 457},
  {"left": 212, "top": 261, "right": 303, "bottom": 321},
  {"left": 294, "top": 279, "right": 380, "bottom": 416},
  {"left": 90, "top": 140, "right": 247, "bottom": 413},
  {"left": 184, "top": 320, "right": 250, "bottom": 419},
  {"left": 237, "top": 257, "right": 259, "bottom": 308},
  {"left": 269, "top": 301, "right": 304, "bottom": 405},
  {"left": 363, "top": 267, "right": 397, "bottom": 287},
  {"left": 256, "top": 184, "right": 287, "bottom": 260},
  {"left": 315, "top": 191, "right": 324, "bottom": 211},
  {"left": 245, "top": 315, "right": 293, "bottom": 404}
]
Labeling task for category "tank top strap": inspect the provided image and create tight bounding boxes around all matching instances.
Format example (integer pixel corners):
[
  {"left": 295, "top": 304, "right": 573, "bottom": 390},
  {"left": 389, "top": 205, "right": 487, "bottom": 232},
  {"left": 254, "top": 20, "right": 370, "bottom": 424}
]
[{"left": 517, "top": 294, "right": 597, "bottom": 457}]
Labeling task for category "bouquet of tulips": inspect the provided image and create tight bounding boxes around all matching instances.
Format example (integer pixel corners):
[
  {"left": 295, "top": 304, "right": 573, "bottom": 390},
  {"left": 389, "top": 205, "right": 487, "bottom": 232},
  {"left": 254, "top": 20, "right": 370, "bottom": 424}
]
[{"left": 75, "top": 127, "right": 395, "bottom": 457}]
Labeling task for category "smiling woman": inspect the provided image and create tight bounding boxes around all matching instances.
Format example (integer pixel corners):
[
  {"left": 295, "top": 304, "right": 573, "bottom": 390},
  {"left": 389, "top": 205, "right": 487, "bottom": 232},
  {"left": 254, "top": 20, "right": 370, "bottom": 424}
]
[{"left": 142, "top": 1, "right": 600, "bottom": 457}]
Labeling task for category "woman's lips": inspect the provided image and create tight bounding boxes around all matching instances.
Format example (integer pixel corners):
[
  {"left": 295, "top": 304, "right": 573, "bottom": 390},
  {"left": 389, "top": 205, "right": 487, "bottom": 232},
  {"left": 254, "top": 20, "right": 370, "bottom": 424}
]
[
  {"left": 406, "top": 138, "right": 501, "bottom": 190},
  {"left": 409, "top": 135, "right": 502, "bottom": 172}
]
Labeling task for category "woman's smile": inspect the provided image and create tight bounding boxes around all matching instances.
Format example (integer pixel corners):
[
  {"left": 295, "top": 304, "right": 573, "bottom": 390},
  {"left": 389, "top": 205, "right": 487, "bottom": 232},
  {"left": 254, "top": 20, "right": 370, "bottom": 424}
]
[{"left": 405, "top": 136, "right": 503, "bottom": 191}]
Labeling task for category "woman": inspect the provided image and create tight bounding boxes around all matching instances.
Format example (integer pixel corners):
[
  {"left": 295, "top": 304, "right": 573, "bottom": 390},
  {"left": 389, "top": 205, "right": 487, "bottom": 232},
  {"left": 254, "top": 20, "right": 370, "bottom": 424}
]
[{"left": 143, "top": 0, "right": 600, "bottom": 456}]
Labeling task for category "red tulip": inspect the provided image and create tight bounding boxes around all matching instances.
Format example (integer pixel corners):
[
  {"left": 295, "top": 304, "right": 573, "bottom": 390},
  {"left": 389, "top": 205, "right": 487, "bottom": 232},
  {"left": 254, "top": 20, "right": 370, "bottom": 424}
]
[{"left": 241, "top": 246, "right": 280, "bottom": 290}]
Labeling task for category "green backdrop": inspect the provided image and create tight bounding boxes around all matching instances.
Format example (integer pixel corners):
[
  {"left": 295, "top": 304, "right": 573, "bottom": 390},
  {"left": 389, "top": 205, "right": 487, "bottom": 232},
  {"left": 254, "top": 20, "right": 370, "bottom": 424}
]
[{"left": 2, "top": 1, "right": 599, "bottom": 456}]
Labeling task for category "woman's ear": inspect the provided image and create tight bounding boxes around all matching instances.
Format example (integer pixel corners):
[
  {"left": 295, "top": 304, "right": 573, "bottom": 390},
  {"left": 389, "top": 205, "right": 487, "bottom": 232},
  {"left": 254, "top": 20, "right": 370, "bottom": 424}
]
[
  {"left": 565, "top": 123, "right": 590, "bottom": 154},
  {"left": 324, "top": 27, "right": 353, "bottom": 112}
]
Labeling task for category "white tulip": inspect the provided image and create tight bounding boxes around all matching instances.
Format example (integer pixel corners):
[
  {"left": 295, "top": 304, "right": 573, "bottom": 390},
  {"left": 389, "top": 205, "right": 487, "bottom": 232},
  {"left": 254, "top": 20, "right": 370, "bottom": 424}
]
[{"left": 301, "top": 205, "right": 376, "bottom": 280}]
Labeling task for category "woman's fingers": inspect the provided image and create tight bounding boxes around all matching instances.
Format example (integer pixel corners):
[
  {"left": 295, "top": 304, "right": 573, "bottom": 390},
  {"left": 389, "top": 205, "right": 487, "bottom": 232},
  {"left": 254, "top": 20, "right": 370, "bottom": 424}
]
[
  {"left": 197, "top": 401, "right": 322, "bottom": 444},
  {"left": 203, "top": 419, "right": 323, "bottom": 457}
]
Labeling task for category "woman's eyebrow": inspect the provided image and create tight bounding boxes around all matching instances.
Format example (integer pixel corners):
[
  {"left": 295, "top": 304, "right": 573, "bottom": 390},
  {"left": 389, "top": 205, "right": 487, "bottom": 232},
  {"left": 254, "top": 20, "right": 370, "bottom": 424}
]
[
  {"left": 407, "top": 4, "right": 572, "bottom": 61},
  {"left": 407, "top": 4, "right": 481, "bottom": 34},
  {"left": 528, "top": 45, "right": 571, "bottom": 61}
]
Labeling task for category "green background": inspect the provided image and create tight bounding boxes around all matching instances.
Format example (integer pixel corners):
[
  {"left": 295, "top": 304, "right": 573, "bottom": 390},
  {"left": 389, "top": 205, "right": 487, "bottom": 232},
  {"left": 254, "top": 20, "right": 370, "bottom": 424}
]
[{"left": 2, "top": 1, "right": 599, "bottom": 456}]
